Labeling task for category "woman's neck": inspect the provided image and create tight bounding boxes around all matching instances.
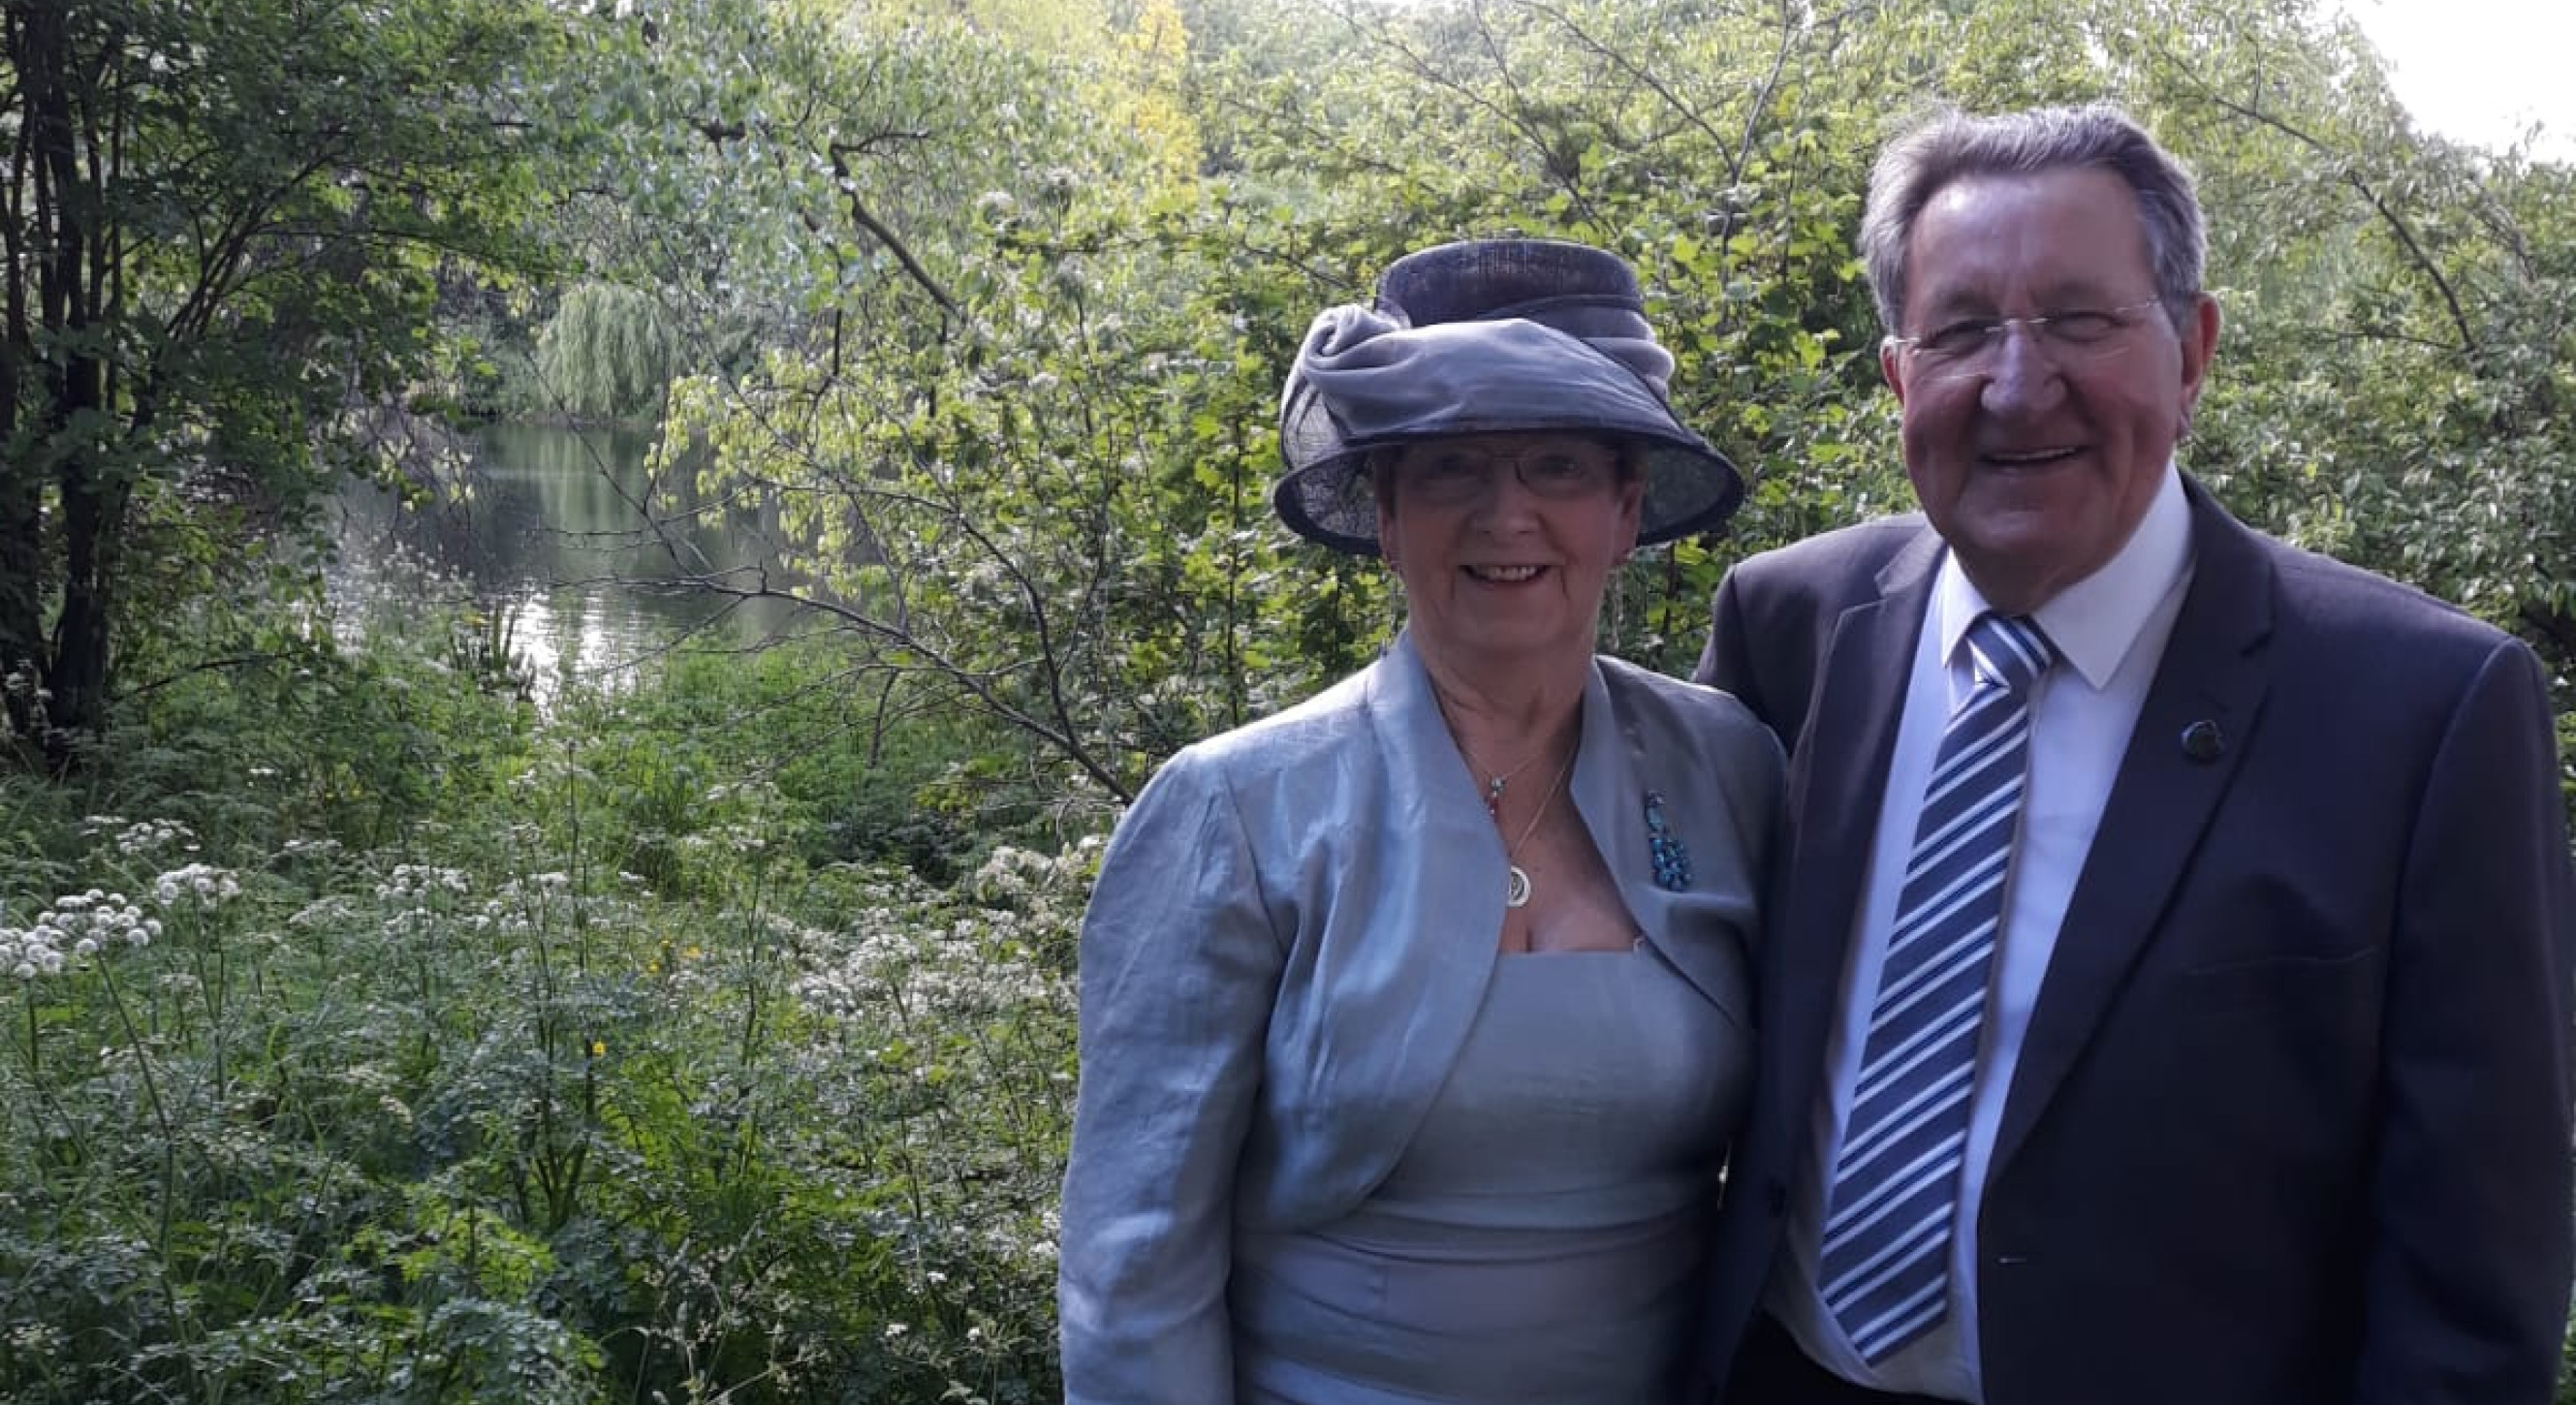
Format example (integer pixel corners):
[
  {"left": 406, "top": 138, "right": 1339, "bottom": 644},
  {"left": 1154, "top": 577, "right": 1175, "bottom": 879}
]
[{"left": 1416, "top": 640, "right": 1588, "bottom": 779}]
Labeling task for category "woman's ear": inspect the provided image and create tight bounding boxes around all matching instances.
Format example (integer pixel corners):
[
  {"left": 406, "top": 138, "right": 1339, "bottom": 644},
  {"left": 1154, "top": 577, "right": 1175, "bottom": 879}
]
[{"left": 1369, "top": 448, "right": 1403, "bottom": 567}]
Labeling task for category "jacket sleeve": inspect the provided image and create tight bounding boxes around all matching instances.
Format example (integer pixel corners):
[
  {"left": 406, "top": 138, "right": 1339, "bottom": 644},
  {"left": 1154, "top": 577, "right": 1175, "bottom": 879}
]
[
  {"left": 2357, "top": 637, "right": 2576, "bottom": 1404},
  {"left": 1058, "top": 746, "right": 1285, "bottom": 1405},
  {"left": 1693, "top": 574, "right": 1761, "bottom": 703},
  {"left": 1696, "top": 567, "right": 1806, "bottom": 747}
]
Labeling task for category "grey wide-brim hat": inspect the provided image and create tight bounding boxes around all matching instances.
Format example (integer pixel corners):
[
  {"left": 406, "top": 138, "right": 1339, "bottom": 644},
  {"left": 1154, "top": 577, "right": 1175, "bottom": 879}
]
[{"left": 1273, "top": 238, "right": 1744, "bottom": 556}]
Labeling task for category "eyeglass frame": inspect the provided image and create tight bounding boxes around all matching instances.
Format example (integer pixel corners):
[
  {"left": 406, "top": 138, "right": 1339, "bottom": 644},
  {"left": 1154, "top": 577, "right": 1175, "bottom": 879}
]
[
  {"left": 1378, "top": 437, "right": 1632, "bottom": 508},
  {"left": 1887, "top": 297, "right": 2177, "bottom": 374}
]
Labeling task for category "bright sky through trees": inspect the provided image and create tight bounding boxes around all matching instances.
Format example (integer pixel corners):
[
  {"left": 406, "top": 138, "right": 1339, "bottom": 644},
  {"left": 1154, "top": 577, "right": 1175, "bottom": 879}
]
[{"left": 2343, "top": 0, "right": 2575, "bottom": 159}]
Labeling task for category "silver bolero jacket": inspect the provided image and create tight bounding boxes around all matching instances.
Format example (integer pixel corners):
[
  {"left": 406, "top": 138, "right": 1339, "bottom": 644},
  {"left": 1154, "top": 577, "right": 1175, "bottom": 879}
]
[{"left": 1056, "top": 633, "right": 1783, "bottom": 1405}]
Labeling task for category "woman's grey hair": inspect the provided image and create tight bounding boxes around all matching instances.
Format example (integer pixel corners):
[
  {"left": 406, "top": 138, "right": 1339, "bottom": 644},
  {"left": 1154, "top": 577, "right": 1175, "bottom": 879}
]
[{"left": 1859, "top": 102, "right": 2207, "bottom": 338}]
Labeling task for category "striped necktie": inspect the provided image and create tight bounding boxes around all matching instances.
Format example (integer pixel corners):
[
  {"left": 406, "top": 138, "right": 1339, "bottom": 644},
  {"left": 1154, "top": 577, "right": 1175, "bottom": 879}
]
[{"left": 1819, "top": 610, "right": 2055, "bottom": 1364}]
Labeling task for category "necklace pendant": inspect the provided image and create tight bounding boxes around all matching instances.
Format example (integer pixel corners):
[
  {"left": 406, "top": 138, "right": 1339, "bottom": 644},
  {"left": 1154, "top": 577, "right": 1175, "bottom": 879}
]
[{"left": 1505, "top": 864, "right": 1532, "bottom": 909}]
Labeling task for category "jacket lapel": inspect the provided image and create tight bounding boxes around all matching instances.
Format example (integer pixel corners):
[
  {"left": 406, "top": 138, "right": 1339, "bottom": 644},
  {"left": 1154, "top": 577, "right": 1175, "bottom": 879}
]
[
  {"left": 1990, "top": 487, "right": 2275, "bottom": 1172},
  {"left": 1769, "top": 531, "right": 1947, "bottom": 1132}
]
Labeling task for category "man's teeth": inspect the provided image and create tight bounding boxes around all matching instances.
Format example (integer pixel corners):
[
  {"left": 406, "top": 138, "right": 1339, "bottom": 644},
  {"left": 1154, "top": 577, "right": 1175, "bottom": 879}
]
[{"left": 1469, "top": 565, "right": 1545, "bottom": 581}]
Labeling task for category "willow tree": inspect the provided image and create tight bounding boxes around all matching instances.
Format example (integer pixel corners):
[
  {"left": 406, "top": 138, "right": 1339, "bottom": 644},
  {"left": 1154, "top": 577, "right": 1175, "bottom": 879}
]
[{"left": 536, "top": 281, "right": 680, "bottom": 422}]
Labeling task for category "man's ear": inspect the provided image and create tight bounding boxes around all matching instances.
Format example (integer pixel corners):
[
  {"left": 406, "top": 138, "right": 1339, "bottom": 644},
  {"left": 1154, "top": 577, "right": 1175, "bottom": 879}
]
[
  {"left": 1880, "top": 336, "right": 1910, "bottom": 406},
  {"left": 2176, "top": 292, "right": 2221, "bottom": 422}
]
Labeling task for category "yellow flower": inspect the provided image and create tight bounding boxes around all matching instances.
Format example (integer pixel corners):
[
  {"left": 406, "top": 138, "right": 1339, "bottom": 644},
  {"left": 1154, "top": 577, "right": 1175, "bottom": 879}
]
[{"left": 587, "top": 1040, "right": 606, "bottom": 1058}]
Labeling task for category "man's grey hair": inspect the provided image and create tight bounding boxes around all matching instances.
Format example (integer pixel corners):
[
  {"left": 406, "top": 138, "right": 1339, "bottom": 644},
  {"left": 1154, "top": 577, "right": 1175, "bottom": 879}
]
[{"left": 1859, "top": 102, "right": 2207, "bottom": 338}]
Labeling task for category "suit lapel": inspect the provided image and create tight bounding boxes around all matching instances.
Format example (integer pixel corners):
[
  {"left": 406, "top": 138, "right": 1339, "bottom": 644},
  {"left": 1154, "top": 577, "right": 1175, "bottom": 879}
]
[
  {"left": 1769, "top": 531, "right": 1946, "bottom": 1136},
  {"left": 1990, "top": 488, "right": 2276, "bottom": 1173}
]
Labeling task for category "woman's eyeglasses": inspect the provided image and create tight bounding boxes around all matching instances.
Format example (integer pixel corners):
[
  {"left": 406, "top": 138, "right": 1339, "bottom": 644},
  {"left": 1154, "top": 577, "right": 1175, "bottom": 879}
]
[{"left": 1397, "top": 443, "right": 1620, "bottom": 505}]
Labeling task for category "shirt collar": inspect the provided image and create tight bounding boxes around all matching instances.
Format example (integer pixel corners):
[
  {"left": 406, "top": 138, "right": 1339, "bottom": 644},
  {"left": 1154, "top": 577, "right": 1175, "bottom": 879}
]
[{"left": 1932, "top": 464, "right": 2193, "bottom": 691}]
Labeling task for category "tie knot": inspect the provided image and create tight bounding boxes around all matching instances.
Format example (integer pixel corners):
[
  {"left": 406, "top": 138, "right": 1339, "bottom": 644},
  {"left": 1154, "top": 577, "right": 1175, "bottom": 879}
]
[{"left": 1966, "top": 612, "right": 2054, "bottom": 696}]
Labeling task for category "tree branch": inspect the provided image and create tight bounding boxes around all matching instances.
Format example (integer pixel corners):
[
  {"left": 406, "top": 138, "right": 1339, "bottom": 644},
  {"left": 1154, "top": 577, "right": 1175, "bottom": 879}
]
[
  {"left": 2179, "top": 78, "right": 2482, "bottom": 365},
  {"left": 829, "top": 142, "right": 958, "bottom": 318}
]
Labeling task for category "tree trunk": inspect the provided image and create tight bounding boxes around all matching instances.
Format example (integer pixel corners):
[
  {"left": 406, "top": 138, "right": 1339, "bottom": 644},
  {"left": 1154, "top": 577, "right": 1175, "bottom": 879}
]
[
  {"left": 47, "top": 467, "right": 119, "bottom": 748},
  {"left": 0, "top": 210, "right": 35, "bottom": 750},
  {"left": 0, "top": 475, "right": 39, "bottom": 749},
  {"left": 17, "top": 0, "right": 118, "bottom": 759}
]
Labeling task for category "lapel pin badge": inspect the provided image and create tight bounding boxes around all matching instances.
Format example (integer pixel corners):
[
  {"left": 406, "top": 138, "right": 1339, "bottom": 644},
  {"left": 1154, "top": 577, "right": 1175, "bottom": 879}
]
[{"left": 2180, "top": 719, "right": 2226, "bottom": 764}]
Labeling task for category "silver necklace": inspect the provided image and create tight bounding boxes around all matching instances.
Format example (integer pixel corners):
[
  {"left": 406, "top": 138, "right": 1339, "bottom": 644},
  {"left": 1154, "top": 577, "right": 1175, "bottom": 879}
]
[
  {"left": 1461, "top": 743, "right": 1555, "bottom": 822},
  {"left": 1498, "top": 750, "right": 1576, "bottom": 909}
]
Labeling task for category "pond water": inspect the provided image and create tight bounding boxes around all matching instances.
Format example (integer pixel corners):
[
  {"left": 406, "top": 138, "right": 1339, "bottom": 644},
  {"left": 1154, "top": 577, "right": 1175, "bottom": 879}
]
[{"left": 328, "top": 421, "right": 809, "bottom": 701}]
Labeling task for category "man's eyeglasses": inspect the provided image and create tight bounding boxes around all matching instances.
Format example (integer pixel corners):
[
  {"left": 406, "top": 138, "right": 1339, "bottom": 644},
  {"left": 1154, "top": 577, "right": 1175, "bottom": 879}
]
[
  {"left": 1396, "top": 442, "right": 1621, "bottom": 506},
  {"left": 1890, "top": 297, "right": 2171, "bottom": 375}
]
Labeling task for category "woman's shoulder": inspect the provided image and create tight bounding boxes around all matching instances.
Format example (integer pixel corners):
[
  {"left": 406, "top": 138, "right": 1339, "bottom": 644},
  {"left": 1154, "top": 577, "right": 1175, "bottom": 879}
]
[
  {"left": 1156, "top": 663, "right": 1378, "bottom": 790},
  {"left": 1595, "top": 654, "right": 1772, "bottom": 738},
  {"left": 1592, "top": 656, "right": 1786, "bottom": 814}
]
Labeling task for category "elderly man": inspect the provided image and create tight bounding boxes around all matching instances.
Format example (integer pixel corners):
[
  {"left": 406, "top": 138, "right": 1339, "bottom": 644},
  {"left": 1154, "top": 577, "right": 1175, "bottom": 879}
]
[{"left": 1693, "top": 102, "right": 2575, "bottom": 1405}]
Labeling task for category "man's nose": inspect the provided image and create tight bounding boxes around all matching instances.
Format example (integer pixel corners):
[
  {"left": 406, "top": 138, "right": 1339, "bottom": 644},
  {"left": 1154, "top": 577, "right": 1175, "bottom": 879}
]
[{"left": 1978, "top": 326, "right": 2066, "bottom": 415}]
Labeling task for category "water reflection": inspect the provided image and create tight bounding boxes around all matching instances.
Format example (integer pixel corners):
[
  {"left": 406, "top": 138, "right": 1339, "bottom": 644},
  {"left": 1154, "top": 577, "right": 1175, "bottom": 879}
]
[{"left": 330, "top": 421, "right": 809, "bottom": 700}]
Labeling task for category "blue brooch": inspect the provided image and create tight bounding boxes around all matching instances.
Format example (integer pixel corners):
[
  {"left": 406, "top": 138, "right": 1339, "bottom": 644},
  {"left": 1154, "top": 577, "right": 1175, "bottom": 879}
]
[{"left": 1644, "top": 791, "right": 1692, "bottom": 891}]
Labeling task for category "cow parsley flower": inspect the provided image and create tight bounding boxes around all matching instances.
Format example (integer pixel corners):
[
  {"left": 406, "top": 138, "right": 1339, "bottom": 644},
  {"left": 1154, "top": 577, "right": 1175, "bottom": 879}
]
[{"left": 153, "top": 863, "right": 241, "bottom": 909}]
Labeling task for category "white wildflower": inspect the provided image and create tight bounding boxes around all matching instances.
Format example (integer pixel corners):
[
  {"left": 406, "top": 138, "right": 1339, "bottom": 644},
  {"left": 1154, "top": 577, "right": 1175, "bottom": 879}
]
[
  {"left": 152, "top": 863, "right": 241, "bottom": 909},
  {"left": 112, "top": 818, "right": 197, "bottom": 859}
]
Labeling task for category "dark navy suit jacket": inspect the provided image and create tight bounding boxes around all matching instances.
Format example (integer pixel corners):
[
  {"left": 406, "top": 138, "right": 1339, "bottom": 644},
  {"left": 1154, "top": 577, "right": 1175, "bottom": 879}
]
[{"left": 1692, "top": 482, "right": 2575, "bottom": 1405}]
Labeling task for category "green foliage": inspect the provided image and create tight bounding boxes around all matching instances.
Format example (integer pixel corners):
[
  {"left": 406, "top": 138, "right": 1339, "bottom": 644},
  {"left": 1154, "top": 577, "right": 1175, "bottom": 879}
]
[
  {"left": 0, "top": 596, "right": 1079, "bottom": 1403},
  {"left": 606, "top": 0, "right": 2576, "bottom": 764},
  {"left": 0, "top": 0, "right": 579, "bottom": 753},
  {"left": 535, "top": 283, "right": 682, "bottom": 422},
  {"left": 586, "top": 642, "right": 1021, "bottom": 883}
]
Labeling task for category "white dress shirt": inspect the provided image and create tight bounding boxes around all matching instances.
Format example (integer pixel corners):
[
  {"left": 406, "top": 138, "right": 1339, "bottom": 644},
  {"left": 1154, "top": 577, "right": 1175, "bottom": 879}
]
[{"left": 1769, "top": 465, "right": 2196, "bottom": 1400}]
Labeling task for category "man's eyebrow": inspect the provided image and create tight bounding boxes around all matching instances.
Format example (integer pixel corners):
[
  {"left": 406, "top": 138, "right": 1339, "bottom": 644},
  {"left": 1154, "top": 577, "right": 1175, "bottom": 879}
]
[
  {"left": 1911, "top": 284, "right": 2131, "bottom": 322},
  {"left": 1906, "top": 287, "right": 1995, "bottom": 321}
]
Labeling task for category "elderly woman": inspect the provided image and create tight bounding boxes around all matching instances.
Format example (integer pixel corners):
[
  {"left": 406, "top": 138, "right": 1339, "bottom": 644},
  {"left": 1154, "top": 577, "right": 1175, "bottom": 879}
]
[{"left": 1057, "top": 238, "right": 1781, "bottom": 1404}]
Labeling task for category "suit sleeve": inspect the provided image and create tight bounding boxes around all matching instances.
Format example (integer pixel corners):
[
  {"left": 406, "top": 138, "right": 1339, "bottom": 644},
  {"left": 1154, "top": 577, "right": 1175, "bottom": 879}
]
[
  {"left": 1693, "top": 575, "right": 1763, "bottom": 709},
  {"left": 2359, "top": 638, "right": 2576, "bottom": 1404},
  {"left": 1057, "top": 747, "right": 1284, "bottom": 1405}
]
